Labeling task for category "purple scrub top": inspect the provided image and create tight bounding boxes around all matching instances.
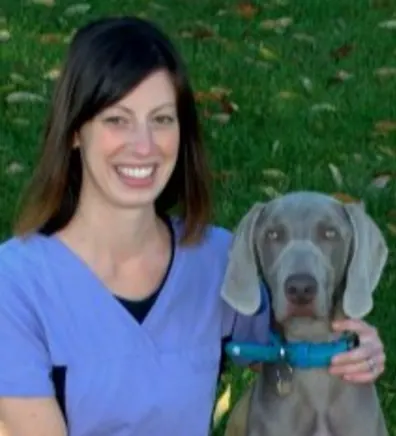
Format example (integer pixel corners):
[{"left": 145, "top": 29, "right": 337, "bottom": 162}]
[{"left": 0, "top": 218, "right": 270, "bottom": 436}]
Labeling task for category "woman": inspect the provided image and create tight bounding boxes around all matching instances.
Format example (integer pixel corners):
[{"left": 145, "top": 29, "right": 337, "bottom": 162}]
[{"left": 0, "top": 16, "right": 385, "bottom": 436}]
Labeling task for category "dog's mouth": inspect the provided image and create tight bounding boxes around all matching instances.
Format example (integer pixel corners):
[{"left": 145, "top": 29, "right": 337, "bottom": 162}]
[{"left": 284, "top": 301, "right": 318, "bottom": 319}]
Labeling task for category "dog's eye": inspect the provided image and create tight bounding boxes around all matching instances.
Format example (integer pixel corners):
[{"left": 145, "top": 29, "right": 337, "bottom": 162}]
[
  {"left": 323, "top": 228, "right": 337, "bottom": 240},
  {"left": 266, "top": 230, "right": 279, "bottom": 241}
]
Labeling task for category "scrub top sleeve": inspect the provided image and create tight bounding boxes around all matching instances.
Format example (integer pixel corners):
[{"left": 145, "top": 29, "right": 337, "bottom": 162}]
[
  {"left": 0, "top": 273, "right": 54, "bottom": 397},
  {"left": 222, "top": 282, "right": 271, "bottom": 367}
]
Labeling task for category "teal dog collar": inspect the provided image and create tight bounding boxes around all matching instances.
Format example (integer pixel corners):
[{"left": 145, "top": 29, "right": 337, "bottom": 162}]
[{"left": 225, "top": 332, "right": 359, "bottom": 369}]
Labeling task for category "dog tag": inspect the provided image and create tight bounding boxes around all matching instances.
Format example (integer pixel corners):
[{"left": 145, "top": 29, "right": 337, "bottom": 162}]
[{"left": 276, "top": 363, "right": 293, "bottom": 397}]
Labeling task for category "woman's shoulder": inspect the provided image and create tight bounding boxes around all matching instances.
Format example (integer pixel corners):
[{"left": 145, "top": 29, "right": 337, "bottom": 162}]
[{"left": 0, "top": 233, "right": 49, "bottom": 284}]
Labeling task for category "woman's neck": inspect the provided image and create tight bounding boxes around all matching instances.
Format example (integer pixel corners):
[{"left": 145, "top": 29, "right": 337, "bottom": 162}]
[{"left": 56, "top": 199, "right": 167, "bottom": 265}]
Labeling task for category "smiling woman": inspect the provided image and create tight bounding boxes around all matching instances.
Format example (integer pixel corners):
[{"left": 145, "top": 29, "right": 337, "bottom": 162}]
[{"left": 0, "top": 13, "right": 386, "bottom": 436}]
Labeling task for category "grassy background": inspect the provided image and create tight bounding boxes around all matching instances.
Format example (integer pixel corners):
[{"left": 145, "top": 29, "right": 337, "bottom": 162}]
[{"left": 1, "top": 0, "right": 395, "bottom": 434}]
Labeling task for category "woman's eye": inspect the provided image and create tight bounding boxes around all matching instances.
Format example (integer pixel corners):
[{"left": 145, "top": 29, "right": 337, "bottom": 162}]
[
  {"left": 153, "top": 115, "right": 175, "bottom": 125},
  {"left": 104, "top": 116, "right": 128, "bottom": 126}
]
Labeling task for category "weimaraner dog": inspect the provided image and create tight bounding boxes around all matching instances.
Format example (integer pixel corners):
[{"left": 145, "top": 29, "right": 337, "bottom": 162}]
[{"left": 221, "top": 191, "right": 389, "bottom": 436}]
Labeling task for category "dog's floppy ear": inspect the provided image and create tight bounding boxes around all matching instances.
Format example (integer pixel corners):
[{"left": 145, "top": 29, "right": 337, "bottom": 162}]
[
  {"left": 220, "top": 202, "right": 266, "bottom": 316},
  {"left": 342, "top": 203, "right": 388, "bottom": 318}
]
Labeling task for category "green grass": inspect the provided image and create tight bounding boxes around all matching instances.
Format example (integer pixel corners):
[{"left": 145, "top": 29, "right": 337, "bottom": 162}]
[{"left": 1, "top": 0, "right": 396, "bottom": 434}]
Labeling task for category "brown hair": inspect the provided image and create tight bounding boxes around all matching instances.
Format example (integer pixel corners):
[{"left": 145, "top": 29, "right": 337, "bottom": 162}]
[{"left": 14, "top": 16, "right": 212, "bottom": 244}]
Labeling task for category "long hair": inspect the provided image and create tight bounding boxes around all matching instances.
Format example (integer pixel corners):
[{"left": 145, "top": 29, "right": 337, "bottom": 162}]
[{"left": 14, "top": 16, "right": 212, "bottom": 244}]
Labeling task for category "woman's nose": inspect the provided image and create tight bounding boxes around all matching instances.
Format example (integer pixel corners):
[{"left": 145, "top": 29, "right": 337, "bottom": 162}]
[{"left": 128, "top": 125, "right": 155, "bottom": 155}]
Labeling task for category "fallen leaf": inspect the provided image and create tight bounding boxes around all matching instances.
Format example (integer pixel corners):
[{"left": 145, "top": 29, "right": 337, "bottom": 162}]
[
  {"left": 180, "top": 22, "right": 216, "bottom": 39},
  {"left": 5, "top": 161, "right": 24, "bottom": 175},
  {"left": 235, "top": 3, "right": 258, "bottom": 18},
  {"left": 276, "top": 90, "right": 300, "bottom": 100},
  {"left": 220, "top": 99, "right": 239, "bottom": 114},
  {"left": 39, "top": 33, "right": 65, "bottom": 43},
  {"left": 375, "top": 120, "right": 396, "bottom": 133},
  {"left": 12, "top": 118, "right": 30, "bottom": 126},
  {"left": 271, "top": 140, "right": 281, "bottom": 155},
  {"left": 262, "top": 168, "right": 287, "bottom": 179},
  {"left": 0, "top": 29, "right": 10, "bottom": 42},
  {"left": 210, "top": 113, "right": 231, "bottom": 124},
  {"left": 148, "top": 2, "right": 168, "bottom": 10},
  {"left": 258, "top": 45, "right": 278, "bottom": 60},
  {"left": 43, "top": 68, "right": 61, "bottom": 80},
  {"left": 300, "top": 76, "right": 313, "bottom": 93},
  {"left": 328, "top": 163, "right": 343, "bottom": 187},
  {"left": 387, "top": 223, "right": 396, "bottom": 236},
  {"left": 10, "top": 73, "right": 28, "bottom": 85},
  {"left": 292, "top": 32, "right": 316, "bottom": 46},
  {"left": 311, "top": 102, "right": 337, "bottom": 112},
  {"left": 378, "top": 19, "right": 396, "bottom": 29},
  {"left": 330, "top": 43, "right": 354, "bottom": 61},
  {"left": 64, "top": 3, "right": 91, "bottom": 16},
  {"left": 374, "top": 67, "right": 396, "bottom": 78},
  {"left": 260, "top": 185, "right": 281, "bottom": 198},
  {"left": 30, "top": 0, "right": 55, "bottom": 5},
  {"left": 378, "top": 145, "right": 395, "bottom": 157},
  {"left": 195, "top": 87, "right": 232, "bottom": 103},
  {"left": 331, "top": 192, "right": 360, "bottom": 203},
  {"left": 370, "top": 172, "right": 393, "bottom": 189},
  {"left": 6, "top": 91, "right": 45, "bottom": 103},
  {"left": 326, "top": 70, "right": 354, "bottom": 87},
  {"left": 212, "top": 383, "right": 231, "bottom": 427},
  {"left": 260, "top": 17, "right": 293, "bottom": 31}
]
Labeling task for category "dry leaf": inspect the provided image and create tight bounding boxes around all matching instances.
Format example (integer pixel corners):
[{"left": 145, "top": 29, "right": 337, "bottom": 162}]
[
  {"left": 149, "top": 2, "right": 168, "bottom": 10},
  {"left": 370, "top": 173, "right": 393, "bottom": 189},
  {"left": 261, "top": 185, "right": 281, "bottom": 198},
  {"left": 210, "top": 113, "right": 231, "bottom": 124},
  {"left": 43, "top": 68, "right": 61, "bottom": 80},
  {"left": 0, "top": 29, "right": 10, "bottom": 42},
  {"left": 330, "top": 43, "right": 354, "bottom": 61},
  {"left": 374, "top": 67, "right": 396, "bottom": 78},
  {"left": 258, "top": 45, "right": 278, "bottom": 60},
  {"left": 276, "top": 90, "right": 300, "bottom": 100},
  {"left": 271, "top": 140, "right": 281, "bottom": 155},
  {"left": 375, "top": 120, "right": 396, "bottom": 133},
  {"left": 235, "top": 3, "right": 258, "bottom": 18},
  {"left": 260, "top": 17, "right": 293, "bottom": 31},
  {"left": 212, "top": 384, "right": 231, "bottom": 427},
  {"left": 387, "top": 223, "right": 396, "bottom": 236},
  {"left": 12, "top": 118, "right": 30, "bottom": 126},
  {"left": 31, "top": 0, "right": 55, "bottom": 5},
  {"left": 311, "top": 103, "right": 337, "bottom": 112},
  {"left": 331, "top": 192, "right": 360, "bottom": 204},
  {"left": 300, "top": 76, "right": 313, "bottom": 93},
  {"left": 5, "top": 161, "right": 24, "bottom": 175},
  {"left": 262, "top": 168, "right": 287, "bottom": 179},
  {"left": 6, "top": 91, "right": 45, "bottom": 103},
  {"left": 39, "top": 33, "right": 65, "bottom": 43},
  {"left": 292, "top": 32, "right": 316, "bottom": 45},
  {"left": 378, "top": 19, "right": 396, "bottom": 29},
  {"left": 378, "top": 145, "right": 395, "bottom": 157},
  {"left": 64, "top": 3, "right": 91, "bottom": 16},
  {"left": 328, "top": 163, "right": 343, "bottom": 187}
]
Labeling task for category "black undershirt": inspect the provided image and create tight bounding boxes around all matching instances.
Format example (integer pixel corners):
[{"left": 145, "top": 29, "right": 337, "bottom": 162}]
[{"left": 115, "top": 215, "right": 175, "bottom": 323}]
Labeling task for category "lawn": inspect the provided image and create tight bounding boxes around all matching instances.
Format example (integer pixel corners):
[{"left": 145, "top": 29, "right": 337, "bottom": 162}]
[{"left": 1, "top": 0, "right": 396, "bottom": 434}]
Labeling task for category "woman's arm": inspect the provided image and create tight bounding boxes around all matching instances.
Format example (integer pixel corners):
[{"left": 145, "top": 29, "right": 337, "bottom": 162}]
[
  {"left": 0, "top": 272, "right": 66, "bottom": 436},
  {"left": 0, "top": 397, "right": 66, "bottom": 436}
]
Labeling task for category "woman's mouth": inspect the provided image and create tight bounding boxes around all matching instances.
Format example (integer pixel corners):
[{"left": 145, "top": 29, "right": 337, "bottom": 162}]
[{"left": 115, "top": 164, "right": 156, "bottom": 187}]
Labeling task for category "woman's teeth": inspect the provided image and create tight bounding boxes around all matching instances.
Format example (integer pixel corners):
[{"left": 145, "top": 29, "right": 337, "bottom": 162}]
[{"left": 116, "top": 165, "right": 154, "bottom": 179}]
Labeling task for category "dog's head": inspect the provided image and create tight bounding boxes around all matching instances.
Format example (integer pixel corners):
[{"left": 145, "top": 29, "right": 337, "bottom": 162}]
[{"left": 221, "top": 192, "right": 388, "bottom": 332}]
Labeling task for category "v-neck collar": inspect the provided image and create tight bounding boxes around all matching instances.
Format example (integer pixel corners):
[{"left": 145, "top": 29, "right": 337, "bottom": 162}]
[{"left": 39, "top": 217, "right": 184, "bottom": 336}]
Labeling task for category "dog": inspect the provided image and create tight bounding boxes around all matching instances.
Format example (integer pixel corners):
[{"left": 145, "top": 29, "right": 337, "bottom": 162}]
[{"left": 221, "top": 191, "right": 389, "bottom": 436}]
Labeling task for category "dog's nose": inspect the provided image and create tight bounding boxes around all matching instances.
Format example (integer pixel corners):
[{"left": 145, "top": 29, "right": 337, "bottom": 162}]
[{"left": 284, "top": 273, "right": 318, "bottom": 305}]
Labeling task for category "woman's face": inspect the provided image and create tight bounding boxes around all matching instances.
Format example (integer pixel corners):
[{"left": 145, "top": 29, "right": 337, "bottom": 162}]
[{"left": 74, "top": 69, "right": 180, "bottom": 212}]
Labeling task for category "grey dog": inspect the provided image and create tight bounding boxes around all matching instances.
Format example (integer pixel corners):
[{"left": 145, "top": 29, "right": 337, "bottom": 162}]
[{"left": 221, "top": 191, "right": 389, "bottom": 436}]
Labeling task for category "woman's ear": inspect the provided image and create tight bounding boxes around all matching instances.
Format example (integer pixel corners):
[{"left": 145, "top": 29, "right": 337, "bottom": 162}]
[{"left": 72, "top": 132, "right": 81, "bottom": 149}]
